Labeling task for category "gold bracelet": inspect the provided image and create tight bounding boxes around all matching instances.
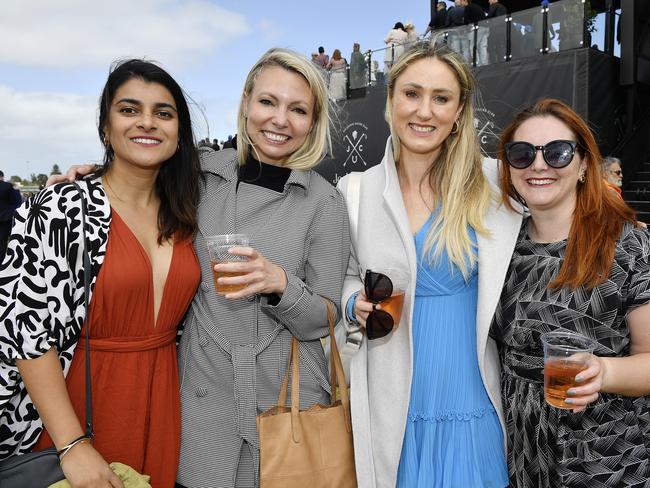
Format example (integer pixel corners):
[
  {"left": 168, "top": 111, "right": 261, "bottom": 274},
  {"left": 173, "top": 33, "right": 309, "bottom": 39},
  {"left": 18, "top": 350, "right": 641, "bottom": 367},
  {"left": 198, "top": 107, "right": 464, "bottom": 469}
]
[{"left": 58, "top": 437, "right": 91, "bottom": 464}]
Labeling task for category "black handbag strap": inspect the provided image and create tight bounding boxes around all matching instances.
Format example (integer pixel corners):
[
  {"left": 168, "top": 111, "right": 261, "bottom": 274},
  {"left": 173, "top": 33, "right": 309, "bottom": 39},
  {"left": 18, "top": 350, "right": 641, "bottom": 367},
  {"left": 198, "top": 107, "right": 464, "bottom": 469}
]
[{"left": 72, "top": 182, "right": 93, "bottom": 439}]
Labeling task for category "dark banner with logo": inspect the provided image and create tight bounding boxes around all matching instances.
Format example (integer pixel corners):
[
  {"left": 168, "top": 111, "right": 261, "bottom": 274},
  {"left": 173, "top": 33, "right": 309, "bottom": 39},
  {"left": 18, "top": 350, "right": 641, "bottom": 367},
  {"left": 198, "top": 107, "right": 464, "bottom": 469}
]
[
  {"left": 316, "top": 48, "right": 621, "bottom": 186},
  {"left": 315, "top": 86, "right": 390, "bottom": 186}
]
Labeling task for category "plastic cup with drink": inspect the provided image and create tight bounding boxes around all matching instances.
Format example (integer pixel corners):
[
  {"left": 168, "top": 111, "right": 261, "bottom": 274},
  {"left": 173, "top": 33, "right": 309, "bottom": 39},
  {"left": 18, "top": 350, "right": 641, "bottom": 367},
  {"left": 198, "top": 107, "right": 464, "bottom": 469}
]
[
  {"left": 205, "top": 234, "right": 249, "bottom": 294},
  {"left": 541, "top": 331, "right": 597, "bottom": 409}
]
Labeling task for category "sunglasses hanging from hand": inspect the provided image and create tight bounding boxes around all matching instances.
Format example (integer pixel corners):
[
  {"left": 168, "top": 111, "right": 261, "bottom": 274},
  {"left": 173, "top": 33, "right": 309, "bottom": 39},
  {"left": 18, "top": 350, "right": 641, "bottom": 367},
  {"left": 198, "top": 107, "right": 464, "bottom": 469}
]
[{"left": 364, "top": 270, "right": 395, "bottom": 340}]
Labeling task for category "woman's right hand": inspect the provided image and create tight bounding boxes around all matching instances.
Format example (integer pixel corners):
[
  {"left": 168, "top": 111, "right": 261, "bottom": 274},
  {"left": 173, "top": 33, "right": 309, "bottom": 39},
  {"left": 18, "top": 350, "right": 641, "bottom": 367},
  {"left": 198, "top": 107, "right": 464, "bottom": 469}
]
[
  {"left": 60, "top": 442, "right": 124, "bottom": 488},
  {"left": 352, "top": 289, "right": 379, "bottom": 329},
  {"left": 45, "top": 164, "right": 97, "bottom": 187}
]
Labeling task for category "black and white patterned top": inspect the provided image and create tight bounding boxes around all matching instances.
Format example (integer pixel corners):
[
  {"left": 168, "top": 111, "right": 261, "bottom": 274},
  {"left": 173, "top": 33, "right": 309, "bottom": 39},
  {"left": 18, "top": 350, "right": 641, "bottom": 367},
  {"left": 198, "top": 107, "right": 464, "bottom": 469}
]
[
  {"left": 490, "top": 220, "right": 650, "bottom": 488},
  {"left": 0, "top": 176, "right": 110, "bottom": 459}
]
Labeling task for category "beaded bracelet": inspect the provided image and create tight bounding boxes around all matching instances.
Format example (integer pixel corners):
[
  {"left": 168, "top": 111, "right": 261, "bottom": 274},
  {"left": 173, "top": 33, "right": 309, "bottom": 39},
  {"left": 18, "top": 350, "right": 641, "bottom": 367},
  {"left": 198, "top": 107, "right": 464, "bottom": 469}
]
[{"left": 57, "top": 435, "right": 92, "bottom": 464}]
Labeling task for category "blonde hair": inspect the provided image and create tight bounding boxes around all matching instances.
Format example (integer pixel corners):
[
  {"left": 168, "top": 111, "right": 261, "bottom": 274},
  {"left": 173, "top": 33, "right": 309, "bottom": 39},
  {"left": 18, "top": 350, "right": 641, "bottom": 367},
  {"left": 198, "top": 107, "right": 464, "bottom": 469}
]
[
  {"left": 386, "top": 41, "right": 491, "bottom": 278},
  {"left": 237, "top": 48, "right": 332, "bottom": 170}
]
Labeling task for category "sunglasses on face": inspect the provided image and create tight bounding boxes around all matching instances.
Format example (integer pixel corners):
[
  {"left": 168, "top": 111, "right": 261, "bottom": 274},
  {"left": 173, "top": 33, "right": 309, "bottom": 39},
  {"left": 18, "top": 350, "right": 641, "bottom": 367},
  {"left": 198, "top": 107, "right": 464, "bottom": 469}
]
[
  {"left": 609, "top": 169, "right": 623, "bottom": 177},
  {"left": 504, "top": 140, "right": 578, "bottom": 169},
  {"left": 364, "top": 269, "right": 394, "bottom": 340}
]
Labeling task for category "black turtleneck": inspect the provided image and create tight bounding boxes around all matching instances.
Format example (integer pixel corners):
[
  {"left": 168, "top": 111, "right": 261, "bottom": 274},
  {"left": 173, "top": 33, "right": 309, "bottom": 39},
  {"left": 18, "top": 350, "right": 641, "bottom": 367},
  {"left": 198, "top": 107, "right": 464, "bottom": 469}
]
[{"left": 237, "top": 156, "right": 291, "bottom": 193}]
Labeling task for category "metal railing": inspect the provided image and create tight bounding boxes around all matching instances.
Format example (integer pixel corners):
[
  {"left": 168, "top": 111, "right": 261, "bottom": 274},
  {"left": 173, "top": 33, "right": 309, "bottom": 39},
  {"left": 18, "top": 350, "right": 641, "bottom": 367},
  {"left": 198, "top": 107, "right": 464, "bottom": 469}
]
[{"left": 321, "top": 0, "right": 621, "bottom": 102}]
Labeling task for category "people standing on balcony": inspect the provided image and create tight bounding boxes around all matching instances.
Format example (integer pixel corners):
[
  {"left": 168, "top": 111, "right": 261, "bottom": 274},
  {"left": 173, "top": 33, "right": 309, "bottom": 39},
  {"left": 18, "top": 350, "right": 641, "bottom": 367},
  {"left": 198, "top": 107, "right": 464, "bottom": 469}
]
[
  {"left": 327, "top": 49, "right": 348, "bottom": 101},
  {"left": 463, "top": 0, "right": 488, "bottom": 65},
  {"left": 384, "top": 22, "right": 408, "bottom": 72},
  {"left": 404, "top": 22, "right": 418, "bottom": 48},
  {"left": 446, "top": 1, "right": 468, "bottom": 60},
  {"left": 315, "top": 46, "right": 329, "bottom": 69},
  {"left": 349, "top": 43, "right": 368, "bottom": 90},
  {"left": 487, "top": 0, "right": 508, "bottom": 64},
  {"left": 425, "top": 1, "right": 448, "bottom": 37}
]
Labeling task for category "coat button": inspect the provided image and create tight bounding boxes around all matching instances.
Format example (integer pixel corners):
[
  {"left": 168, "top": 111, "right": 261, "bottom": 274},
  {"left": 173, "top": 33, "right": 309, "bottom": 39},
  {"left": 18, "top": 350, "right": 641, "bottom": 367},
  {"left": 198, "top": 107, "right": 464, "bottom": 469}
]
[{"left": 196, "top": 387, "right": 208, "bottom": 397}]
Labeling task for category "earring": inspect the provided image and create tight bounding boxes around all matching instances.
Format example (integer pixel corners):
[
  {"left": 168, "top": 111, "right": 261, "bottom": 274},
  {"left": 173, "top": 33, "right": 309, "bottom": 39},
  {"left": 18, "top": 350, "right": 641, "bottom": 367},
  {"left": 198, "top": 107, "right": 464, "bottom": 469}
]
[
  {"left": 450, "top": 120, "right": 459, "bottom": 135},
  {"left": 579, "top": 172, "right": 586, "bottom": 183},
  {"left": 103, "top": 134, "right": 109, "bottom": 147}
]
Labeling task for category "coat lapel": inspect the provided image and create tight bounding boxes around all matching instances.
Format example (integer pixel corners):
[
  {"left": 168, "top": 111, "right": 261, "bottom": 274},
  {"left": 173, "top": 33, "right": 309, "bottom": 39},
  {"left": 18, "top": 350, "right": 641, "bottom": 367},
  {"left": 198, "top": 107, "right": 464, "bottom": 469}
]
[
  {"left": 476, "top": 198, "right": 523, "bottom": 365},
  {"left": 380, "top": 139, "right": 418, "bottom": 270}
]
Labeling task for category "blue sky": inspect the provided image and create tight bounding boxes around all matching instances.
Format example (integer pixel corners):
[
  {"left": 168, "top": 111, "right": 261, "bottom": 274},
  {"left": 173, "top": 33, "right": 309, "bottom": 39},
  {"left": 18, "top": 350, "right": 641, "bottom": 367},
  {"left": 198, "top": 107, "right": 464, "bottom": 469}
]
[{"left": 0, "top": 0, "right": 430, "bottom": 180}]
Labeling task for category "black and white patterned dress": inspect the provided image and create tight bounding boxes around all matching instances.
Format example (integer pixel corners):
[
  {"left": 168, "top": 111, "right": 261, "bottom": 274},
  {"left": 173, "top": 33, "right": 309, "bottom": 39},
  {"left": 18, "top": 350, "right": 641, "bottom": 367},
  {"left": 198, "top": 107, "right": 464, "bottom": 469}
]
[{"left": 490, "top": 220, "right": 650, "bottom": 488}]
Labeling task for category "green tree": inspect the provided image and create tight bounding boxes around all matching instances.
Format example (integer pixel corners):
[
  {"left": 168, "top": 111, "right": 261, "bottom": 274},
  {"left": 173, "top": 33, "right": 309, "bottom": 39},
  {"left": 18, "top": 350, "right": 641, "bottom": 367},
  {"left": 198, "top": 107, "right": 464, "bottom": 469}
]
[
  {"left": 50, "top": 164, "right": 61, "bottom": 175},
  {"left": 29, "top": 173, "right": 48, "bottom": 187},
  {"left": 9, "top": 175, "right": 22, "bottom": 184}
]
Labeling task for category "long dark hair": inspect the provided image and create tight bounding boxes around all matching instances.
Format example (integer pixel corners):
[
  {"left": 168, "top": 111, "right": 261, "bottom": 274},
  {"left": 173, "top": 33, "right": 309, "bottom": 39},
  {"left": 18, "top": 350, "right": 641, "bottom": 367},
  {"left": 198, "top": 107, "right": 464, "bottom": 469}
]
[{"left": 98, "top": 58, "right": 200, "bottom": 243}]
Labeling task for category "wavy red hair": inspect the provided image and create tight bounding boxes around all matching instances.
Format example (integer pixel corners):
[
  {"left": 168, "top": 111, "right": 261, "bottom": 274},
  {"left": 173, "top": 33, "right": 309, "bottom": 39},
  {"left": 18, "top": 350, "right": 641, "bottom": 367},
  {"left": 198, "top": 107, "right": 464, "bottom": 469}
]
[{"left": 497, "top": 99, "right": 637, "bottom": 290}]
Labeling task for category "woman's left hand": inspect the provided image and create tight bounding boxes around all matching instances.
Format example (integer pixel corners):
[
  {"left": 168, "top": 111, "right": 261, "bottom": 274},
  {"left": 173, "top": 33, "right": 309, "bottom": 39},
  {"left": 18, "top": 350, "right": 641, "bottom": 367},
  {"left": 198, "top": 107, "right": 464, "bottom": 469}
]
[
  {"left": 564, "top": 355, "right": 608, "bottom": 413},
  {"left": 214, "top": 246, "right": 288, "bottom": 299}
]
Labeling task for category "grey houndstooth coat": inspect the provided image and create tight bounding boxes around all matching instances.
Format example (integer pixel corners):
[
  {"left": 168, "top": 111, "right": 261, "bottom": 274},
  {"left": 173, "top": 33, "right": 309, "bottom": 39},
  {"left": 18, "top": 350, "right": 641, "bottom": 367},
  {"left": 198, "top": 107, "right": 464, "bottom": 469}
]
[{"left": 176, "top": 149, "right": 350, "bottom": 488}]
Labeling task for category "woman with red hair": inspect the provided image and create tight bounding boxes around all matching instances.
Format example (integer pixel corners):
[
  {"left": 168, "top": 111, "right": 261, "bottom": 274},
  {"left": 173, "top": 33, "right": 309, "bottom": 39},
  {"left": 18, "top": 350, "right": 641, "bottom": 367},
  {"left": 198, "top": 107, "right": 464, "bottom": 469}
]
[{"left": 490, "top": 98, "right": 650, "bottom": 487}]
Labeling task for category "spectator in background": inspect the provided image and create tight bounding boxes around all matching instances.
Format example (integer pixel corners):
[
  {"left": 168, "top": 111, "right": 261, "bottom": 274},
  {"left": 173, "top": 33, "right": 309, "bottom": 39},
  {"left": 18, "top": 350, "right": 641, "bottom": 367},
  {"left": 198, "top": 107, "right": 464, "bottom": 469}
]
[
  {"left": 488, "top": 0, "right": 508, "bottom": 64},
  {"left": 404, "top": 22, "right": 418, "bottom": 48},
  {"left": 311, "top": 52, "right": 320, "bottom": 66},
  {"left": 425, "top": 1, "right": 448, "bottom": 36},
  {"left": 349, "top": 43, "right": 368, "bottom": 90},
  {"left": 222, "top": 134, "right": 234, "bottom": 149},
  {"left": 384, "top": 22, "right": 408, "bottom": 72},
  {"left": 327, "top": 49, "right": 348, "bottom": 101},
  {"left": 446, "top": 1, "right": 467, "bottom": 59},
  {"left": 463, "top": 0, "right": 488, "bottom": 65},
  {"left": 212, "top": 138, "right": 221, "bottom": 151},
  {"left": 0, "top": 170, "right": 21, "bottom": 261},
  {"left": 602, "top": 156, "right": 623, "bottom": 196},
  {"left": 316, "top": 46, "right": 329, "bottom": 69}
]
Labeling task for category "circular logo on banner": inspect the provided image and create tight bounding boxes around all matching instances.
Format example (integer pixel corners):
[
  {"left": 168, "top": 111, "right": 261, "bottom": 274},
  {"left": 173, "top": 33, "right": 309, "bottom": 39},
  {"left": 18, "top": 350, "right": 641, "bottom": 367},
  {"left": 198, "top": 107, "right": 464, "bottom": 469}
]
[
  {"left": 342, "top": 122, "right": 369, "bottom": 167},
  {"left": 474, "top": 107, "right": 499, "bottom": 157}
]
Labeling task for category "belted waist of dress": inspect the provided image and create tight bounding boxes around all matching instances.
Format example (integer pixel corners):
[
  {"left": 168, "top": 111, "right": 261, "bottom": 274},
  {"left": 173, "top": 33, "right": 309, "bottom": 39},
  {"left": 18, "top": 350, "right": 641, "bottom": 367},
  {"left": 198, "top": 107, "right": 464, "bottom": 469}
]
[
  {"left": 192, "top": 297, "right": 282, "bottom": 460},
  {"left": 77, "top": 328, "right": 177, "bottom": 352}
]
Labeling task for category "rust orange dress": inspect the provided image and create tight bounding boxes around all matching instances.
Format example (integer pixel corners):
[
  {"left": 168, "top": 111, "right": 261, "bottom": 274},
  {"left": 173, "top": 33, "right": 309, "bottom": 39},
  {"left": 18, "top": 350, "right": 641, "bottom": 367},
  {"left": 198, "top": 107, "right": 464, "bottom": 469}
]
[{"left": 35, "top": 210, "right": 200, "bottom": 488}]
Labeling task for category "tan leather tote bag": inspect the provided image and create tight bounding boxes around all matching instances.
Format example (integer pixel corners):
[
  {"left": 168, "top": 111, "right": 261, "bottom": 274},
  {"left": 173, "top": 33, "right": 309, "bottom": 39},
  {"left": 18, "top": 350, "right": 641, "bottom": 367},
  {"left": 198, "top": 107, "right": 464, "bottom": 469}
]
[{"left": 257, "top": 302, "right": 357, "bottom": 488}]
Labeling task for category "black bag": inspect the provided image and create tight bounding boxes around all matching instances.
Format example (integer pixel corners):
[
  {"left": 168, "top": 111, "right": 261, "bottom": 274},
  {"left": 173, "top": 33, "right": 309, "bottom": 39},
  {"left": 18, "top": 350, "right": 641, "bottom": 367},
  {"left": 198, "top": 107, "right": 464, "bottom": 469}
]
[
  {"left": 0, "top": 448, "right": 64, "bottom": 487},
  {"left": 0, "top": 182, "right": 94, "bottom": 488}
]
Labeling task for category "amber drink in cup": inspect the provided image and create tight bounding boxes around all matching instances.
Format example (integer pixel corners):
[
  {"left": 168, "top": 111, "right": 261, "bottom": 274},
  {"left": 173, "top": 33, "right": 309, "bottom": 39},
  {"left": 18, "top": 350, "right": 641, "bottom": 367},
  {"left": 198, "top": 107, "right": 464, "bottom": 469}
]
[
  {"left": 206, "top": 234, "right": 249, "bottom": 294},
  {"left": 541, "top": 331, "right": 597, "bottom": 409}
]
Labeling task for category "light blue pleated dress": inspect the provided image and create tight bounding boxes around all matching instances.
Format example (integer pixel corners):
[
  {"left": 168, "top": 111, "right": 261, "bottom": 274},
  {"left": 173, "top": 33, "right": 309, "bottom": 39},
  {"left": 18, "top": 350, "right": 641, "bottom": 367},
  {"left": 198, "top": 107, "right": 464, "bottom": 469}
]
[{"left": 396, "top": 215, "right": 508, "bottom": 488}]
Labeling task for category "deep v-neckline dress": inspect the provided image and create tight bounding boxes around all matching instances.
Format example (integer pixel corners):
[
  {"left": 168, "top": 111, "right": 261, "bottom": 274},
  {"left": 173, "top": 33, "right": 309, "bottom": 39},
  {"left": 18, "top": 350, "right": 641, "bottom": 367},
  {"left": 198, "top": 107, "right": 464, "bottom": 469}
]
[{"left": 34, "top": 209, "right": 200, "bottom": 488}]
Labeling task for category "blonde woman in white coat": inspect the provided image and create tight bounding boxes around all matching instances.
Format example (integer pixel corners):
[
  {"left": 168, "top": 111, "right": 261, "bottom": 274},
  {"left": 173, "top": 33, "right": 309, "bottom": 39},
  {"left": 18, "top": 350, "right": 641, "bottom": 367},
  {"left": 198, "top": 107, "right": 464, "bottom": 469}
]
[{"left": 337, "top": 42, "right": 522, "bottom": 487}]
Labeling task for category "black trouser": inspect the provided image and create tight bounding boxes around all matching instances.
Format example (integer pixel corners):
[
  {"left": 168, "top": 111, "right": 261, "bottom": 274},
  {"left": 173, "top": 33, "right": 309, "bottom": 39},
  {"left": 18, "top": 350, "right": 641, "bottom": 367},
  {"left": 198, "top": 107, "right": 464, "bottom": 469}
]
[{"left": 0, "top": 220, "right": 10, "bottom": 262}]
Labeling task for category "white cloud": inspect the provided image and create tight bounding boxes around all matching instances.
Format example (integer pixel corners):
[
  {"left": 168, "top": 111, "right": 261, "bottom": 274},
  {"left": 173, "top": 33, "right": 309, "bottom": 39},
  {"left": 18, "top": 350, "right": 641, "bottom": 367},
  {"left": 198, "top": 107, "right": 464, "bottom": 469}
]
[
  {"left": 0, "top": 85, "right": 102, "bottom": 178},
  {"left": 0, "top": 0, "right": 250, "bottom": 68}
]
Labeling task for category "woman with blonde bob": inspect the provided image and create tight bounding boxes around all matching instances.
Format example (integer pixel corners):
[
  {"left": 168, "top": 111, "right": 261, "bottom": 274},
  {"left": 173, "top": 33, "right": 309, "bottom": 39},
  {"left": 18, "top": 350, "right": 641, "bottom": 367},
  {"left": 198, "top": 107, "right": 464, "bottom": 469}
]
[
  {"left": 174, "top": 48, "right": 350, "bottom": 488},
  {"left": 337, "top": 41, "right": 520, "bottom": 486}
]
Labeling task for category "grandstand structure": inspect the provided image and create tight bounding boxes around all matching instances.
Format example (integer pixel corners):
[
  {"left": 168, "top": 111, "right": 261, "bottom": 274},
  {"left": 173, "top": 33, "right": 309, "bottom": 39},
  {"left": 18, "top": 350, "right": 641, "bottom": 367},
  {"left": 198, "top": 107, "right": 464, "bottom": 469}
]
[{"left": 316, "top": 0, "right": 650, "bottom": 221}]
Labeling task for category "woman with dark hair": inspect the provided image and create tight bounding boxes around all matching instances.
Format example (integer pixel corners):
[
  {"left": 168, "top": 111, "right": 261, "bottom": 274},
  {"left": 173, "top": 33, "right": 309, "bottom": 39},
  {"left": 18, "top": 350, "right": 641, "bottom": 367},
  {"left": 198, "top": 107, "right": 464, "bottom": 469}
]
[
  {"left": 490, "top": 98, "right": 650, "bottom": 487},
  {"left": 0, "top": 59, "right": 201, "bottom": 487}
]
